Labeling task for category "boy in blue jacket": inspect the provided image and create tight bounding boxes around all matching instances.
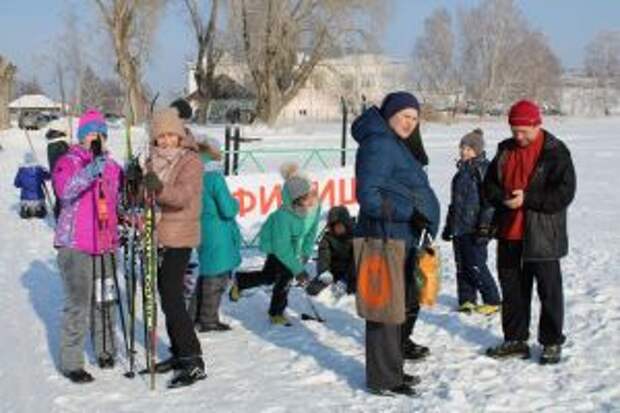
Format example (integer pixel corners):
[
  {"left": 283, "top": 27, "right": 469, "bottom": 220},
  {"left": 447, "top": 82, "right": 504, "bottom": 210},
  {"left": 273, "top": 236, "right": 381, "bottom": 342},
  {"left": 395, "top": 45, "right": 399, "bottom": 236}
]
[{"left": 442, "top": 129, "right": 501, "bottom": 315}]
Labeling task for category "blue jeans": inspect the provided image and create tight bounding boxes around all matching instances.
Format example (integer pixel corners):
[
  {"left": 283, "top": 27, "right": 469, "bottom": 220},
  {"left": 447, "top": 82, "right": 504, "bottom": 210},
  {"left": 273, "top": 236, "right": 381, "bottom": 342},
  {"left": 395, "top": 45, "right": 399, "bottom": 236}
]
[{"left": 453, "top": 234, "right": 501, "bottom": 305}]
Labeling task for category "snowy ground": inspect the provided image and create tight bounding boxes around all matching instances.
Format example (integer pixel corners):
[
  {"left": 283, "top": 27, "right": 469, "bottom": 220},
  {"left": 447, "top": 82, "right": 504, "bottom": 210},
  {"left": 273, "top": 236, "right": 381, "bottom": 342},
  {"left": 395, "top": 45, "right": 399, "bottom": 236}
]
[{"left": 0, "top": 117, "right": 619, "bottom": 412}]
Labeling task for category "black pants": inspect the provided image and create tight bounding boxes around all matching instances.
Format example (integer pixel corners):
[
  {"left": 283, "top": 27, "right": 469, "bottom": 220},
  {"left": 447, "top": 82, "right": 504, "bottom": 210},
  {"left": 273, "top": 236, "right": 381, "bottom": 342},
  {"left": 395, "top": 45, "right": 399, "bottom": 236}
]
[
  {"left": 401, "top": 247, "right": 421, "bottom": 347},
  {"left": 236, "top": 255, "right": 295, "bottom": 316},
  {"left": 453, "top": 234, "right": 501, "bottom": 305},
  {"left": 366, "top": 246, "right": 419, "bottom": 390},
  {"left": 498, "top": 240, "right": 565, "bottom": 346},
  {"left": 19, "top": 203, "right": 47, "bottom": 219},
  {"left": 157, "top": 248, "right": 203, "bottom": 368}
]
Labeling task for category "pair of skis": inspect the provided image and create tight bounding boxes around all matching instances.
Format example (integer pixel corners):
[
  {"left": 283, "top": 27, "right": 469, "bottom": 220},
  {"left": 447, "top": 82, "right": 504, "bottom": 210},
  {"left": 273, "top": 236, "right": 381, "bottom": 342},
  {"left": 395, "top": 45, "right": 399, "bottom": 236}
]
[{"left": 120, "top": 95, "right": 159, "bottom": 390}]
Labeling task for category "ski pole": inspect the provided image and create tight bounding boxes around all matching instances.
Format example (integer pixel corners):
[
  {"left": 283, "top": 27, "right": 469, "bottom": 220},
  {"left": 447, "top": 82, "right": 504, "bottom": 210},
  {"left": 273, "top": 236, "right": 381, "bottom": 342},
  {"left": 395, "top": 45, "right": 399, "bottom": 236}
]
[
  {"left": 110, "top": 253, "right": 130, "bottom": 370},
  {"left": 301, "top": 291, "right": 325, "bottom": 323}
]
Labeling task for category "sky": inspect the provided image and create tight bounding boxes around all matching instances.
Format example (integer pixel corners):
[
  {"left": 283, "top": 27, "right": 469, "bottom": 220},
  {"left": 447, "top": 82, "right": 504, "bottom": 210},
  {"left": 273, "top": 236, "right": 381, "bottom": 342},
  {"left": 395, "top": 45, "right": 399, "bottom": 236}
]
[{"left": 0, "top": 0, "right": 618, "bottom": 101}]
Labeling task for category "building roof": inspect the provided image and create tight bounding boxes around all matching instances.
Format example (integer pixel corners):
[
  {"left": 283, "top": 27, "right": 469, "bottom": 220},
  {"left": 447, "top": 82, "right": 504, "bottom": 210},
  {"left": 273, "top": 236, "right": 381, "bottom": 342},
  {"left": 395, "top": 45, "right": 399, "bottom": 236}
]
[{"left": 9, "top": 94, "right": 61, "bottom": 110}]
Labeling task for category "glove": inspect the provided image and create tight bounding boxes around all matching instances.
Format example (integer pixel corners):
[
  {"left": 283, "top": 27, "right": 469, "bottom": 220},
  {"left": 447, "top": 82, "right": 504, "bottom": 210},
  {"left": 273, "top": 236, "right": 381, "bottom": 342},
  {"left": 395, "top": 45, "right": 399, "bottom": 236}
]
[
  {"left": 317, "top": 271, "right": 334, "bottom": 285},
  {"left": 411, "top": 210, "right": 430, "bottom": 232},
  {"left": 125, "top": 160, "right": 143, "bottom": 184},
  {"left": 295, "top": 270, "right": 310, "bottom": 286},
  {"left": 441, "top": 226, "right": 452, "bottom": 242},
  {"left": 332, "top": 280, "right": 347, "bottom": 299},
  {"left": 305, "top": 277, "right": 327, "bottom": 296},
  {"left": 144, "top": 171, "right": 163, "bottom": 193},
  {"left": 475, "top": 225, "right": 492, "bottom": 245},
  {"left": 85, "top": 156, "right": 106, "bottom": 178}
]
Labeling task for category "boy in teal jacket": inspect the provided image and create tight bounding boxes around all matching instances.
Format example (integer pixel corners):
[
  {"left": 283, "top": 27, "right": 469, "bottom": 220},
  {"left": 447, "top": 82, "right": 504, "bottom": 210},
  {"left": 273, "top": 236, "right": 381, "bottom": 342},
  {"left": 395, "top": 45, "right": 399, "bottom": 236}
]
[
  {"left": 231, "top": 165, "right": 320, "bottom": 326},
  {"left": 191, "top": 138, "right": 241, "bottom": 332}
]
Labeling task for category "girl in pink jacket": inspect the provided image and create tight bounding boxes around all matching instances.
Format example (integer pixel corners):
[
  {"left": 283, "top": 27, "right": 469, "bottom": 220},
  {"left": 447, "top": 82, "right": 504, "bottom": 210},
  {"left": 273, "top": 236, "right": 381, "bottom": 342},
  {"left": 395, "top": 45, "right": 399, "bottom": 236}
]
[{"left": 52, "top": 108, "right": 123, "bottom": 384}]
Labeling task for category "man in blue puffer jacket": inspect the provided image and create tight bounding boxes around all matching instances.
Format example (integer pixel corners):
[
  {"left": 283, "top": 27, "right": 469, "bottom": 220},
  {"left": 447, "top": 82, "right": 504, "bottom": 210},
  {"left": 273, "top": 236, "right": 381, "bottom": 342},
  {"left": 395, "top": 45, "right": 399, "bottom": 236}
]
[
  {"left": 14, "top": 152, "right": 50, "bottom": 219},
  {"left": 353, "top": 91, "right": 440, "bottom": 396}
]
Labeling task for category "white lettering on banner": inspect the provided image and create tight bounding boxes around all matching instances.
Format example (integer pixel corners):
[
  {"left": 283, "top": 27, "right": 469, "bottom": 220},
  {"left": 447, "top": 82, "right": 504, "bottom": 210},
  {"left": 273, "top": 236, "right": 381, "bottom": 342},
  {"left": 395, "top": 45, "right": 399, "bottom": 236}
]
[{"left": 225, "top": 167, "right": 359, "bottom": 241}]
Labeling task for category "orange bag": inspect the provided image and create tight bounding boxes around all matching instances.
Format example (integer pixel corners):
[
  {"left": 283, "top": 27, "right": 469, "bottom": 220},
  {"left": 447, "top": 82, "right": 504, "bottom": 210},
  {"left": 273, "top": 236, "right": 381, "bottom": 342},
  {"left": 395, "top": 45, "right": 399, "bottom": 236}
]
[
  {"left": 354, "top": 236, "right": 406, "bottom": 324},
  {"left": 416, "top": 234, "right": 441, "bottom": 307}
]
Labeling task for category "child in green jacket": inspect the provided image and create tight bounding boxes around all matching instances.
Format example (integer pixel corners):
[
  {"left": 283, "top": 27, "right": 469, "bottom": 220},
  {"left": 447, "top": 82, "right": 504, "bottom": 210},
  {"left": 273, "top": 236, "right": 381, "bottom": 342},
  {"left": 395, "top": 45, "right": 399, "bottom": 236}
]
[
  {"left": 231, "top": 164, "right": 320, "bottom": 326},
  {"left": 191, "top": 138, "right": 241, "bottom": 332}
]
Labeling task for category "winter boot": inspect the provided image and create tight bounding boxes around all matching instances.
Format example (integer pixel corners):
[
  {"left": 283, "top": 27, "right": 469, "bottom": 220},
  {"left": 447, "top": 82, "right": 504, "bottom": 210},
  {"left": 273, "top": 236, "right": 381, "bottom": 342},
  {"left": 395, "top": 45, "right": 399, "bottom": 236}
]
[
  {"left": 139, "top": 356, "right": 180, "bottom": 374},
  {"left": 197, "top": 321, "right": 232, "bottom": 333},
  {"left": 403, "top": 373, "right": 421, "bottom": 386},
  {"left": 486, "top": 341, "right": 530, "bottom": 359},
  {"left": 229, "top": 281, "right": 240, "bottom": 302},
  {"left": 368, "top": 383, "right": 418, "bottom": 397},
  {"left": 540, "top": 344, "right": 562, "bottom": 365},
  {"left": 457, "top": 302, "right": 476, "bottom": 314},
  {"left": 403, "top": 340, "right": 430, "bottom": 361},
  {"left": 475, "top": 304, "right": 500, "bottom": 316},
  {"left": 270, "top": 314, "right": 292, "bottom": 327},
  {"left": 63, "top": 369, "right": 95, "bottom": 384},
  {"left": 168, "top": 365, "right": 207, "bottom": 389}
]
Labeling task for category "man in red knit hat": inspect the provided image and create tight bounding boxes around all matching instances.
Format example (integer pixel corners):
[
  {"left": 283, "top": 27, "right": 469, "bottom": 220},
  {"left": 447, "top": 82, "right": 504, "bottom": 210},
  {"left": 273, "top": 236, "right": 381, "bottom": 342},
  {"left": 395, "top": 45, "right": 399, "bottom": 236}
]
[{"left": 482, "top": 100, "right": 576, "bottom": 365}]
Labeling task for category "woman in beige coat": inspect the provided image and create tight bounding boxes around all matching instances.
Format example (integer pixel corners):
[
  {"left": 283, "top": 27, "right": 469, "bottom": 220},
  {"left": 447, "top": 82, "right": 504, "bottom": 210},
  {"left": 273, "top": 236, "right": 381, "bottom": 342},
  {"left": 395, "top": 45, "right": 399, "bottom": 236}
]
[{"left": 143, "top": 108, "right": 205, "bottom": 388}]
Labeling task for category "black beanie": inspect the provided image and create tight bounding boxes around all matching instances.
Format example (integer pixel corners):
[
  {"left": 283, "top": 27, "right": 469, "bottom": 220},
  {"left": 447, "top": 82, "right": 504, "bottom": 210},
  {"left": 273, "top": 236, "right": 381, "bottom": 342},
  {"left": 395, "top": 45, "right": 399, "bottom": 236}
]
[
  {"left": 379, "top": 91, "right": 420, "bottom": 120},
  {"left": 170, "top": 98, "right": 193, "bottom": 120}
]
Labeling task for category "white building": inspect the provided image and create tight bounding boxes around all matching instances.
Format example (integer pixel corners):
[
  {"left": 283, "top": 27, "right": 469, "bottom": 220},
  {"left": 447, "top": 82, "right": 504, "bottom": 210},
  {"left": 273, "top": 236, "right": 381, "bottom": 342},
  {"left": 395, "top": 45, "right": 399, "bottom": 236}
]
[
  {"left": 560, "top": 71, "right": 620, "bottom": 116},
  {"left": 187, "top": 53, "right": 414, "bottom": 122},
  {"left": 9, "top": 94, "right": 62, "bottom": 115}
]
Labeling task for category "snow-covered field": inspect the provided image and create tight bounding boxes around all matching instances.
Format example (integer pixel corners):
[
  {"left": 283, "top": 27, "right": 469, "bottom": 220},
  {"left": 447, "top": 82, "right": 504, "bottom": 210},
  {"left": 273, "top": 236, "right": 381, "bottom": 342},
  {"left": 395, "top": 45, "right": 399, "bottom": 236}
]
[{"left": 0, "top": 116, "right": 619, "bottom": 412}]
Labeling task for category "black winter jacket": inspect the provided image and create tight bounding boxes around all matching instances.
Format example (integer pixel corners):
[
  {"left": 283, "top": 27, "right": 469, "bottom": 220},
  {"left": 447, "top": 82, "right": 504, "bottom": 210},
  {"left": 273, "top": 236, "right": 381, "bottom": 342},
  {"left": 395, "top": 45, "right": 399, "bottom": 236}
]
[
  {"left": 483, "top": 130, "right": 576, "bottom": 261},
  {"left": 444, "top": 154, "right": 494, "bottom": 237}
]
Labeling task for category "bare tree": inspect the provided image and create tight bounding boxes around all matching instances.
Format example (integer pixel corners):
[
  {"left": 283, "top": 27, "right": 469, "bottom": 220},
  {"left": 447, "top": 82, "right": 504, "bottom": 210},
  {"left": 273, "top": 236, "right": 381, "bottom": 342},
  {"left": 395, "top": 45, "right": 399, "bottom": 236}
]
[
  {"left": 230, "top": 0, "right": 383, "bottom": 124},
  {"left": 0, "top": 56, "right": 17, "bottom": 130},
  {"left": 15, "top": 76, "right": 45, "bottom": 97},
  {"left": 93, "top": 0, "right": 165, "bottom": 125},
  {"left": 80, "top": 65, "right": 124, "bottom": 114},
  {"left": 183, "top": 0, "right": 222, "bottom": 124},
  {"left": 412, "top": 7, "right": 460, "bottom": 113},
  {"left": 510, "top": 30, "right": 562, "bottom": 107},
  {"left": 54, "top": 61, "right": 68, "bottom": 116},
  {"left": 80, "top": 66, "right": 108, "bottom": 111},
  {"left": 458, "top": 0, "right": 562, "bottom": 114},
  {"left": 585, "top": 30, "right": 620, "bottom": 114},
  {"left": 56, "top": 8, "right": 88, "bottom": 116}
]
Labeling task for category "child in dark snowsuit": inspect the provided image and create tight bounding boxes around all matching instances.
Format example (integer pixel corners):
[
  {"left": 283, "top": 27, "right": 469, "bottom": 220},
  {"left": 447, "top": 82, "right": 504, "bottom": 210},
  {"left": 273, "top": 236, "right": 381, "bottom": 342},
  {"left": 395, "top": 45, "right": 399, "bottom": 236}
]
[
  {"left": 14, "top": 152, "right": 50, "bottom": 219},
  {"left": 442, "top": 128, "right": 501, "bottom": 315},
  {"left": 306, "top": 205, "right": 355, "bottom": 297}
]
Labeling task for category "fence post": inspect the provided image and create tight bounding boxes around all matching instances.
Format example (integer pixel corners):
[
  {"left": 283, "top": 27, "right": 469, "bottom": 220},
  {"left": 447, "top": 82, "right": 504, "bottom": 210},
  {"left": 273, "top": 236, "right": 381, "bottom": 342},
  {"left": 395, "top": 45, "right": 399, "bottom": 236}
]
[
  {"left": 340, "top": 97, "right": 348, "bottom": 168},
  {"left": 224, "top": 125, "right": 231, "bottom": 176},
  {"left": 233, "top": 126, "right": 241, "bottom": 176}
]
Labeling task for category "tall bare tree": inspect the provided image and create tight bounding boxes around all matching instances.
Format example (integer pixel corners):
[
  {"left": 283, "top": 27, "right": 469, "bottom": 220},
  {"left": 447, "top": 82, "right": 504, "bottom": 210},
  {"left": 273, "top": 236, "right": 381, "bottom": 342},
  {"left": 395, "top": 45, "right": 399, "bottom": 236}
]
[
  {"left": 458, "top": 0, "right": 562, "bottom": 114},
  {"left": 0, "top": 56, "right": 17, "bottom": 130},
  {"left": 459, "top": 0, "right": 527, "bottom": 114},
  {"left": 230, "top": 0, "right": 383, "bottom": 124},
  {"left": 93, "top": 0, "right": 165, "bottom": 125},
  {"left": 412, "top": 7, "right": 460, "bottom": 113},
  {"left": 510, "top": 30, "right": 562, "bottom": 107},
  {"left": 585, "top": 30, "right": 620, "bottom": 114},
  {"left": 55, "top": 8, "right": 87, "bottom": 116},
  {"left": 183, "top": 0, "right": 222, "bottom": 124}
]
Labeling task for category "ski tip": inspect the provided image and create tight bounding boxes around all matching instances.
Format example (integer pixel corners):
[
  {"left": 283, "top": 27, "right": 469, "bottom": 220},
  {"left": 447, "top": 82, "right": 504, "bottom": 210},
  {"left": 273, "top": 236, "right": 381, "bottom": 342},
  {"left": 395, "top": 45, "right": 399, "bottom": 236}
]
[{"left": 124, "top": 371, "right": 136, "bottom": 379}]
